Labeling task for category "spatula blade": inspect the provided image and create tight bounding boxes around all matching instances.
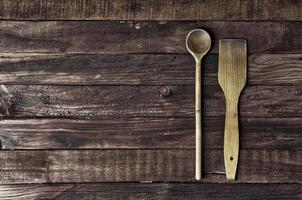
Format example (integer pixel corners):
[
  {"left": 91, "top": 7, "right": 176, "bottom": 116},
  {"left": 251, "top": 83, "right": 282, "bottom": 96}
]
[{"left": 218, "top": 39, "right": 247, "bottom": 94}]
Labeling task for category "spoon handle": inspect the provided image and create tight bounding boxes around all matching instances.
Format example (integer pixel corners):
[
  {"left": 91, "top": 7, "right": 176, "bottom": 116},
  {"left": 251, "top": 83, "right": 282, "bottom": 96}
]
[{"left": 195, "top": 59, "right": 202, "bottom": 180}]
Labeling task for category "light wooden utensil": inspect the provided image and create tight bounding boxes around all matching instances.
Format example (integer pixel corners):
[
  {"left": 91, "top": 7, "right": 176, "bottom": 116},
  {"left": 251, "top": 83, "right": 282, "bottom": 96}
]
[
  {"left": 186, "top": 29, "right": 211, "bottom": 180},
  {"left": 218, "top": 39, "right": 247, "bottom": 180}
]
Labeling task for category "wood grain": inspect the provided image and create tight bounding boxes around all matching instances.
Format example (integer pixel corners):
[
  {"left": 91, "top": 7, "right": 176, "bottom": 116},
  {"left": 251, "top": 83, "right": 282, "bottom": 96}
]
[
  {"left": 185, "top": 28, "right": 213, "bottom": 180},
  {"left": 1, "top": 53, "right": 302, "bottom": 85},
  {"left": 0, "top": 0, "right": 301, "bottom": 20},
  {"left": 218, "top": 39, "right": 247, "bottom": 180},
  {"left": 0, "top": 183, "right": 300, "bottom": 200},
  {"left": 0, "top": 118, "right": 301, "bottom": 150},
  {"left": 0, "top": 85, "right": 301, "bottom": 118},
  {"left": 0, "top": 149, "right": 300, "bottom": 183},
  {"left": 0, "top": 21, "right": 301, "bottom": 53},
  {"left": 0, "top": 0, "right": 300, "bottom": 194}
]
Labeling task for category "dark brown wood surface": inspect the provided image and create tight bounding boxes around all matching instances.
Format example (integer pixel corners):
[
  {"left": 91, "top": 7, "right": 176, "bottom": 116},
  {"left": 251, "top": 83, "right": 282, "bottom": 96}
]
[
  {"left": 0, "top": 85, "right": 301, "bottom": 118},
  {"left": 0, "top": 21, "right": 300, "bottom": 54},
  {"left": 0, "top": 53, "right": 301, "bottom": 85},
  {"left": 0, "top": 118, "right": 301, "bottom": 149},
  {"left": 0, "top": 183, "right": 300, "bottom": 200},
  {"left": 0, "top": 149, "right": 300, "bottom": 183},
  {"left": 0, "top": 1, "right": 301, "bottom": 199},
  {"left": 0, "top": 0, "right": 301, "bottom": 21}
]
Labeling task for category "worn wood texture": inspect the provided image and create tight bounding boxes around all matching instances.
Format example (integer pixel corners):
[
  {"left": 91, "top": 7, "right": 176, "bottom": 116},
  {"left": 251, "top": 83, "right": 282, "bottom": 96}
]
[
  {"left": 185, "top": 28, "right": 212, "bottom": 180},
  {"left": 0, "top": 0, "right": 301, "bottom": 21},
  {"left": 0, "top": 118, "right": 301, "bottom": 150},
  {"left": 218, "top": 39, "right": 247, "bottom": 180},
  {"left": 0, "top": 21, "right": 301, "bottom": 54},
  {"left": 1, "top": 53, "right": 302, "bottom": 85},
  {"left": 0, "top": 183, "right": 300, "bottom": 200},
  {"left": 0, "top": 0, "right": 300, "bottom": 197},
  {"left": 0, "top": 149, "right": 300, "bottom": 183},
  {"left": 0, "top": 85, "right": 301, "bottom": 118}
]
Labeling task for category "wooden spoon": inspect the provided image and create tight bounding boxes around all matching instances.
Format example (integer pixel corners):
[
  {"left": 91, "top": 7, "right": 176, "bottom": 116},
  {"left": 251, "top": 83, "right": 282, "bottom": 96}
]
[
  {"left": 218, "top": 39, "right": 247, "bottom": 180},
  {"left": 186, "top": 29, "right": 211, "bottom": 180}
]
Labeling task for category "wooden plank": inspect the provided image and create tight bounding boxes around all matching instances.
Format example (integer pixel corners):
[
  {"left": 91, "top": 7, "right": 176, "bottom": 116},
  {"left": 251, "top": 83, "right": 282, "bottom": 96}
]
[
  {"left": 0, "top": 21, "right": 301, "bottom": 53},
  {"left": 0, "top": 0, "right": 301, "bottom": 20},
  {"left": 1, "top": 53, "right": 301, "bottom": 85},
  {"left": 0, "top": 149, "right": 300, "bottom": 183},
  {"left": 0, "top": 183, "right": 300, "bottom": 200},
  {"left": 0, "top": 118, "right": 301, "bottom": 150},
  {"left": 0, "top": 85, "right": 301, "bottom": 118}
]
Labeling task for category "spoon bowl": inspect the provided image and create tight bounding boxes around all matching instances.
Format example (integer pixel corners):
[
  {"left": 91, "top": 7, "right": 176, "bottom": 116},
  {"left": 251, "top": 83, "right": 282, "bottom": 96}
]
[{"left": 186, "top": 29, "right": 211, "bottom": 60}]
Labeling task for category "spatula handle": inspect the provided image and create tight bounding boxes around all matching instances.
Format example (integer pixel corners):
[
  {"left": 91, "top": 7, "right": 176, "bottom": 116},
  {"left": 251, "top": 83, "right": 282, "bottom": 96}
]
[
  {"left": 224, "top": 98, "right": 239, "bottom": 180},
  {"left": 195, "top": 60, "right": 202, "bottom": 180}
]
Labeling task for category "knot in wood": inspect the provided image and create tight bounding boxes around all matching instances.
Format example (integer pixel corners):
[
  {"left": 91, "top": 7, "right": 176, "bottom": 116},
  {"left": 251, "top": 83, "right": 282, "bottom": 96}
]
[{"left": 159, "top": 86, "right": 172, "bottom": 97}]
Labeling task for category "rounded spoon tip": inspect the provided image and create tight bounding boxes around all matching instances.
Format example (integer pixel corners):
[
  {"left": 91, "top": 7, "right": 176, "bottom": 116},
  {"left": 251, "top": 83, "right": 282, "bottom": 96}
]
[{"left": 186, "top": 29, "right": 211, "bottom": 60}]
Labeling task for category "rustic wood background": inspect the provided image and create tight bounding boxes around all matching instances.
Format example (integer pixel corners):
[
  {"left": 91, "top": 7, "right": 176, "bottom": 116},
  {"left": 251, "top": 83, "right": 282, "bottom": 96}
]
[{"left": 0, "top": 0, "right": 301, "bottom": 199}]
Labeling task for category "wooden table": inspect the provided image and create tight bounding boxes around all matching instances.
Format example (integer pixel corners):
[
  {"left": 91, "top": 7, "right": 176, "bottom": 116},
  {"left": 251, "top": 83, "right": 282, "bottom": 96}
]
[{"left": 0, "top": 0, "right": 301, "bottom": 199}]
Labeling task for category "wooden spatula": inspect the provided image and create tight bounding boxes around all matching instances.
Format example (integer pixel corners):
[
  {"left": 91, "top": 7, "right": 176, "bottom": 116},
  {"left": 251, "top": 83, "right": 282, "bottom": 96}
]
[{"left": 218, "top": 39, "right": 247, "bottom": 180}]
